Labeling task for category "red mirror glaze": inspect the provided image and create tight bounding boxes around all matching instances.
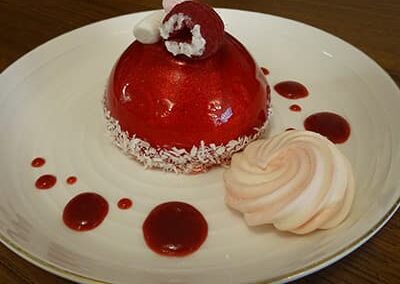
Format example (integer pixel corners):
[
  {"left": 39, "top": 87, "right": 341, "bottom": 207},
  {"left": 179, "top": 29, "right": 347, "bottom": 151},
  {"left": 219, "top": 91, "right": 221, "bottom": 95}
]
[{"left": 105, "top": 33, "right": 270, "bottom": 150}]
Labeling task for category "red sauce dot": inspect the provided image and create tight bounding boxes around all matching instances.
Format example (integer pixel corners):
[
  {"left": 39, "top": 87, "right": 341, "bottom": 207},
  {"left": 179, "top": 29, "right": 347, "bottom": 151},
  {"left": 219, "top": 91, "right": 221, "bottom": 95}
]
[
  {"left": 31, "top": 157, "right": 45, "bottom": 168},
  {"left": 261, "top": 67, "right": 270, "bottom": 75},
  {"left": 304, "top": 112, "right": 351, "bottom": 144},
  {"left": 63, "top": 192, "right": 109, "bottom": 231},
  {"left": 143, "top": 202, "right": 208, "bottom": 257},
  {"left": 274, "top": 81, "right": 309, "bottom": 99},
  {"left": 35, "top": 174, "right": 57, "bottom": 190},
  {"left": 118, "top": 198, "right": 133, "bottom": 210},
  {"left": 289, "top": 104, "right": 302, "bottom": 112},
  {"left": 66, "top": 176, "right": 77, "bottom": 185}
]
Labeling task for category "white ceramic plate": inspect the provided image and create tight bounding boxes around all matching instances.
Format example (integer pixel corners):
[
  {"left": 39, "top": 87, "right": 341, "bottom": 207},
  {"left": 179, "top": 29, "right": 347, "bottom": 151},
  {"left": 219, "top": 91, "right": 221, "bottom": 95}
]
[{"left": 0, "top": 9, "right": 399, "bottom": 284}]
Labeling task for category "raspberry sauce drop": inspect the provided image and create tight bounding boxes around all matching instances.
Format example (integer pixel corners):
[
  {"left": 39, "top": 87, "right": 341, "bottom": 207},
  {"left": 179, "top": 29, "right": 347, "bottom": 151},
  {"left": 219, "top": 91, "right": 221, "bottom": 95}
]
[
  {"left": 289, "top": 104, "right": 302, "bottom": 112},
  {"left": 31, "top": 157, "right": 45, "bottom": 168},
  {"left": 304, "top": 112, "right": 351, "bottom": 144},
  {"left": 66, "top": 176, "right": 77, "bottom": 185},
  {"left": 63, "top": 192, "right": 109, "bottom": 231},
  {"left": 143, "top": 202, "right": 208, "bottom": 257},
  {"left": 35, "top": 175, "right": 57, "bottom": 190},
  {"left": 274, "top": 81, "right": 309, "bottom": 99},
  {"left": 118, "top": 198, "right": 133, "bottom": 210}
]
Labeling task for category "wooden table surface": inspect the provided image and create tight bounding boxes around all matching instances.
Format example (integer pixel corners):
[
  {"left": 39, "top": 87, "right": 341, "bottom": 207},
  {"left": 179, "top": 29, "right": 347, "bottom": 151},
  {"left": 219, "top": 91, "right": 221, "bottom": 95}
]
[{"left": 0, "top": 0, "right": 399, "bottom": 283}]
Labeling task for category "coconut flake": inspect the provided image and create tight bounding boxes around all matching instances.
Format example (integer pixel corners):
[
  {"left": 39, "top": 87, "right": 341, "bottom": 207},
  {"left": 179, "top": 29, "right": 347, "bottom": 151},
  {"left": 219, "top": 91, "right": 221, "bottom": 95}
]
[
  {"left": 104, "top": 106, "right": 269, "bottom": 174},
  {"left": 160, "top": 13, "right": 206, "bottom": 57}
]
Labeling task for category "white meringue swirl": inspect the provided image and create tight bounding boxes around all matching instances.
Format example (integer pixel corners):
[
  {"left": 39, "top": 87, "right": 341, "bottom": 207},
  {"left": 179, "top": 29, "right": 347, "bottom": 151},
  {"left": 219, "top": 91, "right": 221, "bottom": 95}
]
[{"left": 224, "top": 130, "right": 355, "bottom": 235}]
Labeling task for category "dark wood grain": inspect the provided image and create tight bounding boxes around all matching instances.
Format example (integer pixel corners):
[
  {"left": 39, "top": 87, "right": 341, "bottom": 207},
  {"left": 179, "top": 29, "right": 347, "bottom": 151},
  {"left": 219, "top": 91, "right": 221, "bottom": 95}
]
[{"left": 0, "top": 0, "right": 399, "bottom": 283}]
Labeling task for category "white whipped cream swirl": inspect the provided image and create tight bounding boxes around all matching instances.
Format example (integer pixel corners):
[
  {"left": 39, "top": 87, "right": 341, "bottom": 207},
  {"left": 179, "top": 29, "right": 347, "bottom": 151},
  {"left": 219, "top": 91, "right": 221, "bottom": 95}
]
[{"left": 224, "top": 130, "right": 355, "bottom": 235}]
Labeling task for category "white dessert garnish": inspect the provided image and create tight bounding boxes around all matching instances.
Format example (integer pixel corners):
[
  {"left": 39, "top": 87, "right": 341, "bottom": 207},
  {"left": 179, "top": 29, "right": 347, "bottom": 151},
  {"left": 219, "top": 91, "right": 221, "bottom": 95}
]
[
  {"left": 133, "top": 11, "right": 165, "bottom": 44},
  {"left": 224, "top": 130, "right": 355, "bottom": 235},
  {"left": 159, "top": 13, "right": 206, "bottom": 57}
]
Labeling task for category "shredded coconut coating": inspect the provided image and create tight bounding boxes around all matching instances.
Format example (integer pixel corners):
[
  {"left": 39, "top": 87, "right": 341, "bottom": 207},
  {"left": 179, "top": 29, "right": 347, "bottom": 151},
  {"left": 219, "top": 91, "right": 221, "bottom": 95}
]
[{"left": 104, "top": 107, "right": 269, "bottom": 174}]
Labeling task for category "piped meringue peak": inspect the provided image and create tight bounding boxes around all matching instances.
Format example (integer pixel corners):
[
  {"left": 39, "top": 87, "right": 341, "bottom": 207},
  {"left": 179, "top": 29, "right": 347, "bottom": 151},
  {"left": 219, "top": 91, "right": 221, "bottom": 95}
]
[{"left": 224, "top": 130, "right": 355, "bottom": 235}]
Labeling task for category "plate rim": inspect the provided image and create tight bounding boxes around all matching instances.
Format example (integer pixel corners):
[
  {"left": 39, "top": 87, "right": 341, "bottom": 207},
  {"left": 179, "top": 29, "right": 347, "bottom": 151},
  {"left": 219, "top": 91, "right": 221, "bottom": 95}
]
[{"left": 0, "top": 8, "right": 399, "bottom": 284}]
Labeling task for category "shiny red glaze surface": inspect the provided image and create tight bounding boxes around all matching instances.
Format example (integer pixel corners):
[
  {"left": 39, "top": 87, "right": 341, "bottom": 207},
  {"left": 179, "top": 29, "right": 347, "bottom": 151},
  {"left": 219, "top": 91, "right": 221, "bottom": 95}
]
[
  {"left": 117, "top": 198, "right": 133, "bottom": 210},
  {"left": 35, "top": 174, "right": 56, "bottom": 190},
  {"left": 106, "top": 33, "right": 270, "bottom": 150},
  {"left": 66, "top": 176, "right": 77, "bottom": 185},
  {"left": 274, "top": 81, "right": 309, "bottom": 99},
  {"left": 304, "top": 112, "right": 351, "bottom": 144},
  {"left": 289, "top": 104, "right": 302, "bottom": 112},
  {"left": 143, "top": 201, "right": 208, "bottom": 257},
  {"left": 31, "top": 157, "right": 45, "bottom": 168},
  {"left": 63, "top": 192, "right": 109, "bottom": 231}
]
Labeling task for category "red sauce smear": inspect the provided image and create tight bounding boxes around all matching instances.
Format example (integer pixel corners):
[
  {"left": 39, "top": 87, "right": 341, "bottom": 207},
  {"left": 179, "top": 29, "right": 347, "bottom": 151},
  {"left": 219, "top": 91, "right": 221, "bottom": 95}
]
[
  {"left": 261, "top": 67, "right": 270, "bottom": 75},
  {"left": 63, "top": 192, "right": 109, "bottom": 231},
  {"left": 66, "top": 176, "right": 77, "bottom": 185},
  {"left": 285, "top": 128, "right": 296, "bottom": 131},
  {"left": 31, "top": 157, "right": 45, "bottom": 168},
  {"left": 118, "top": 198, "right": 133, "bottom": 210},
  {"left": 143, "top": 201, "right": 208, "bottom": 257},
  {"left": 289, "top": 104, "right": 302, "bottom": 112},
  {"left": 274, "top": 81, "right": 309, "bottom": 99},
  {"left": 304, "top": 112, "right": 351, "bottom": 144},
  {"left": 35, "top": 174, "right": 57, "bottom": 190}
]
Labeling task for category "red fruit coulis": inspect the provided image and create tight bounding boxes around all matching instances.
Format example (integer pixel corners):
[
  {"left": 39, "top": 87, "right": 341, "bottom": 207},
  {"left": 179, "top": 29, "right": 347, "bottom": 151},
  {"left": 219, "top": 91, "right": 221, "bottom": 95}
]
[
  {"left": 274, "top": 81, "right": 309, "bottom": 99},
  {"left": 118, "top": 198, "right": 133, "bottom": 210},
  {"left": 31, "top": 157, "right": 46, "bottom": 168},
  {"left": 143, "top": 201, "right": 208, "bottom": 257},
  {"left": 289, "top": 104, "right": 302, "bottom": 112},
  {"left": 35, "top": 174, "right": 57, "bottom": 190},
  {"left": 304, "top": 112, "right": 351, "bottom": 144},
  {"left": 66, "top": 176, "right": 77, "bottom": 185},
  {"left": 63, "top": 192, "right": 109, "bottom": 231}
]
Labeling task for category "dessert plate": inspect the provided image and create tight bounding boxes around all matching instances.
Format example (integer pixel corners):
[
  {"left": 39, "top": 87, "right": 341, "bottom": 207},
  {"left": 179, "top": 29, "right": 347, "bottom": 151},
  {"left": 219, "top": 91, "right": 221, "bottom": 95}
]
[{"left": 0, "top": 9, "right": 399, "bottom": 284}]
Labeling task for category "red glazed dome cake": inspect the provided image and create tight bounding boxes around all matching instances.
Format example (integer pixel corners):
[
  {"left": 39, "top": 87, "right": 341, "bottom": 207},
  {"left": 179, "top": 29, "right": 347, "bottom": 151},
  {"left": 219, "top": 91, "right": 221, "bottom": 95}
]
[{"left": 104, "top": 1, "right": 271, "bottom": 173}]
